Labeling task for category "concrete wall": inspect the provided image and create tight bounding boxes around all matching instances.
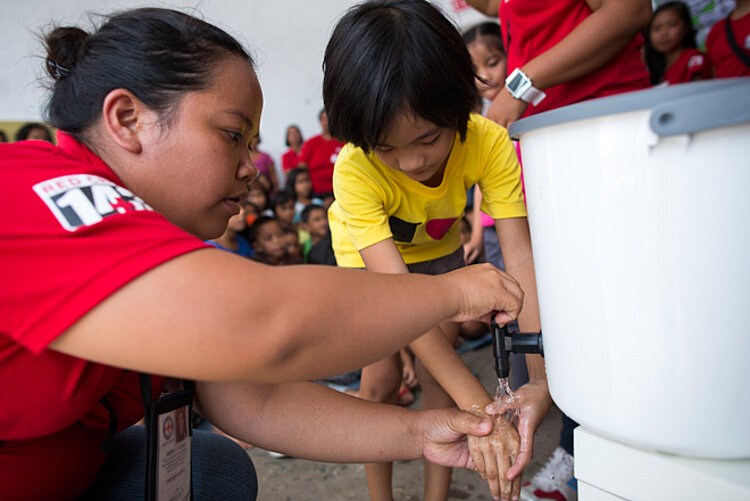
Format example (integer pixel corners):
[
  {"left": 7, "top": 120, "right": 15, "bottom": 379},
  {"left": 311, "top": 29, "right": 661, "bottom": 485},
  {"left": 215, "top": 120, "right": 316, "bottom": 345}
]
[{"left": 0, "top": 0, "right": 491, "bottom": 179}]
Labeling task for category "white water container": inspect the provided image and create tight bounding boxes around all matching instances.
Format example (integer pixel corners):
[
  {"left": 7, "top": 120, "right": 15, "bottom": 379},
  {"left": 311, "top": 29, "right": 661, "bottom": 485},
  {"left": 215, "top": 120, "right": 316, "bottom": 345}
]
[{"left": 509, "top": 78, "right": 750, "bottom": 458}]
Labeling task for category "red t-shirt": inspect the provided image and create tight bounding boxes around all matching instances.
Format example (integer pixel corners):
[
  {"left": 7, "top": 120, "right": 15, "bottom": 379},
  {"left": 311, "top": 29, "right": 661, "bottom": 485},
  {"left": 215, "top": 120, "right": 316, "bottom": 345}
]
[
  {"left": 663, "top": 48, "right": 713, "bottom": 84},
  {"left": 281, "top": 148, "right": 301, "bottom": 172},
  {"left": 0, "top": 132, "right": 207, "bottom": 499},
  {"left": 298, "top": 134, "right": 344, "bottom": 195},
  {"left": 706, "top": 11, "right": 750, "bottom": 78},
  {"left": 498, "top": 0, "right": 650, "bottom": 116}
]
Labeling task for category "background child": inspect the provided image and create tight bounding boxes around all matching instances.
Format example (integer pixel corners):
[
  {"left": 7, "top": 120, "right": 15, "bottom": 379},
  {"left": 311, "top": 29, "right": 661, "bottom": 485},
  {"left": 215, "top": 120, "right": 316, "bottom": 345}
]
[
  {"left": 206, "top": 202, "right": 254, "bottom": 258},
  {"left": 247, "top": 215, "right": 302, "bottom": 265},
  {"left": 323, "top": 2, "right": 545, "bottom": 499},
  {"left": 247, "top": 178, "right": 272, "bottom": 216},
  {"left": 463, "top": 22, "right": 509, "bottom": 271},
  {"left": 281, "top": 226, "right": 303, "bottom": 261},
  {"left": 645, "top": 1, "right": 713, "bottom": 84},
  {"left": 285, "top": 167, "right": 323, "bottom": 223},
  {"left": 463, "top": 22, "right": 507, "bottom": 115},
  {"left": 706, "top": 0, "right": 750, "bottom": 77},
  {"left": 299, "top": 204, "right": 329, "bottom": 262},
  {"left": 269, "top": 189, "right": 297, "bottom": 231}
]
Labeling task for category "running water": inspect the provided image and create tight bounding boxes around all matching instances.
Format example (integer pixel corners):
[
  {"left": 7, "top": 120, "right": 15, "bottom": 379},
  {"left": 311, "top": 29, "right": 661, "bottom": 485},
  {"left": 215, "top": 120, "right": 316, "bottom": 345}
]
[{"left": 495, "top": 377, "right": 519, "bottom": 422}]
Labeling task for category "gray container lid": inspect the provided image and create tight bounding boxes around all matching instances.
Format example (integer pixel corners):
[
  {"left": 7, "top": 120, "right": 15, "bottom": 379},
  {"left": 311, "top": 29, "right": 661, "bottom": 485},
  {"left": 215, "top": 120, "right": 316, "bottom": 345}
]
[{"left": 509, "top": 77, "right": 750, "bottom": 139}]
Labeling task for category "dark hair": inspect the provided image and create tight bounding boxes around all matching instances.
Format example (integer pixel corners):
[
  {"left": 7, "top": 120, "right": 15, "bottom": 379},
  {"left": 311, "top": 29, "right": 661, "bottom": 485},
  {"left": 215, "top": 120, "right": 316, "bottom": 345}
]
[
  {"left": 269, "top": 189, "right": 293, "bottom": 211},
  {"left": 285, "top": 124, "right": 303, "bottom": 147},
  {"left": 246, "top": 215, "right": 280, "bottom": 244},
  {"left": 323, "top": 0, "right": 479, "bottom": 153},
  {"left": 43, "top": 8, "right": 252, "bottom": 141},
  {"left": 644, "top": 1, "right": 697, "bottom": 85},
  {"left": 15, "top": 122, "right": 53, "bottom": 142},
  {"left": 462, "top": 22, "right": 504, "bottom": 53},
  {"left": 0, "top": 130, "right": 7, "bottom": 142},
  {"left": 284, "top": 167, "right": 312, "bottom": 201},
  {"left": 300, "top": 204, "right": 326, "bottom": 223}
]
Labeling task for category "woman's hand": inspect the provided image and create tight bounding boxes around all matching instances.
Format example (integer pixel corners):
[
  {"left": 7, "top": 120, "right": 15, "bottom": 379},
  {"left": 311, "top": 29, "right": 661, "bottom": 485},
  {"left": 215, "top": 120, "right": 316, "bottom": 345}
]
[
  {"left": 442, "top": 263, "right": 524, "bottom": 326},
  {"left": 418, "top": 408, "right": 493, "bottom": 469},
  {"left": 465, "top": 408, "right": 521, "bottom": 501},
  {"left": 484, "top": 379, "right": 553, "bottom": 480},
  {"left": 486, "top": 89, "right": 529, "bottom": 130}
]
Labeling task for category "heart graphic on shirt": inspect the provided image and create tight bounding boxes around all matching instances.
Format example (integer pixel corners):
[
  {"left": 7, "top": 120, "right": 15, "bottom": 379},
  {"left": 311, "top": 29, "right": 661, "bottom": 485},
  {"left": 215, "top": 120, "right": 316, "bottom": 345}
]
[{"left": 425, "top": 218, "right": 457, "bottom": 240}]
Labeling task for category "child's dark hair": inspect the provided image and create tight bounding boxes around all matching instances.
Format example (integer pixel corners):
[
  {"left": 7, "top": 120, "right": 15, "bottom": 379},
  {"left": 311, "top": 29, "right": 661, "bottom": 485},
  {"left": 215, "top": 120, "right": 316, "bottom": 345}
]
[
  {"left": 644, "top": 1, "right": 697, "bottom": 85},
  {"left": 15, "top": 122, "right": 53, "bottom": 142},
  {"left": 323, "top": 0, "right": 479, "bottom": 153},
  {"left": 284, "top": 167, "right": 311, "bottom": 201},
  {"left": 269, "top": 190, "right": 293, "bottom": 211},
  {"left": 43, "top": 8, "right": 252, "bottom": 141},
  {"left": 301, "top": 204, "right": 326, "bottom": 224},
  {"left": 246, "top": 215, "right": 279, "bottom": 244},
  {"left": 462, "top": 22, "right": 504, "bottom": 53}
]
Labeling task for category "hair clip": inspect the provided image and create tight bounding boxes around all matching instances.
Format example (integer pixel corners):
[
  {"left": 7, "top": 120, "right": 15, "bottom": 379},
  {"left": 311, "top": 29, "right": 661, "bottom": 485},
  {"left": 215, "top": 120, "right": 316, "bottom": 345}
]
[{"left": 47, "top": 60, "right": 70, "bottom": 80}]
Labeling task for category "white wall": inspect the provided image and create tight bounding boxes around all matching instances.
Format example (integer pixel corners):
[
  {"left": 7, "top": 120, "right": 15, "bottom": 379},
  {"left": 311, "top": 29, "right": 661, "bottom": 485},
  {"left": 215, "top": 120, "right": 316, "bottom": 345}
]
[{"left": 0, "top": 0, "right": 492, "bottom": 179}]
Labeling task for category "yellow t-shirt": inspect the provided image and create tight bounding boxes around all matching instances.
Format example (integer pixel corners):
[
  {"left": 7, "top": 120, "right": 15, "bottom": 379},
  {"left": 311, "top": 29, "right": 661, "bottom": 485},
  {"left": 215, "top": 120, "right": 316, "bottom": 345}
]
[{"left": 329, "top": 114, "right": 526, "bottom": 268}]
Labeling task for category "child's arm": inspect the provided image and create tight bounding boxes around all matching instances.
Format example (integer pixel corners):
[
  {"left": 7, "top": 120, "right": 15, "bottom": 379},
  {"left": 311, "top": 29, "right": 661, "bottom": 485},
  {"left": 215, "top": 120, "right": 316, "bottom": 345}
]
[
  {"left": 360, "top": 238, "right": 521, "bottom": 500},
  {"left": 465, "top": 188, "right": 485, "bottom": 264},
  {"left": 399, "top": 348, "right": 418, "bottom": 389},
  {"left": 486, "top": 217, "right": 554, "bottom": 481}
]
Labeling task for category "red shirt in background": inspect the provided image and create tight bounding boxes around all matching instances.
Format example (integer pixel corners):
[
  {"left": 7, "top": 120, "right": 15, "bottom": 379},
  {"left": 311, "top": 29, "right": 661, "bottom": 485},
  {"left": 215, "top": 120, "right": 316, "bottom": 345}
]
[
  {"left": 499, "top": 0, "right": 649, "bottom": 117},
  {"left": 298, "top": 134, "right": 344, "bottom": 195},
  {"left": 0, "top": 132, "right": 207, "bottom": 499},
  {"left": 663, "top": 48, "right": 713, "bottom": 84},
  {"left": 282, "top": 148, "right": 301, "bottom": 172},
  {"left": 706, "top": 11, "right": 750, "bottom": 78}
]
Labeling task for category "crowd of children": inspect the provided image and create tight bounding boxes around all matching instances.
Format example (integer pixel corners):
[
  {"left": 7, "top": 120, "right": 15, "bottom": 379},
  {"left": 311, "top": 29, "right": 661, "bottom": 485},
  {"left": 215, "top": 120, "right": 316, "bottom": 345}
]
[{"left": 3, "top": 1, "right": 748, "bottom": 500}]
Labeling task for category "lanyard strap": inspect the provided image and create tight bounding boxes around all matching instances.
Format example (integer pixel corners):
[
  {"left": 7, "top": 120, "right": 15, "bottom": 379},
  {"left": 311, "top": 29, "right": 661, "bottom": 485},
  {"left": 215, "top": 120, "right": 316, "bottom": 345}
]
[{"left": 725, "top": 17, "right": 750, "bottom": 70}]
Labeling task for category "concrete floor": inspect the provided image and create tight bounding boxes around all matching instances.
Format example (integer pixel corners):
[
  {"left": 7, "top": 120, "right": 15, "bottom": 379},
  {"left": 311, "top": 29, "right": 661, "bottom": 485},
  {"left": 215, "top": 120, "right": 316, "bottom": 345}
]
[{"left": 248, "top": 342, "right": 563, "bottom": 501}]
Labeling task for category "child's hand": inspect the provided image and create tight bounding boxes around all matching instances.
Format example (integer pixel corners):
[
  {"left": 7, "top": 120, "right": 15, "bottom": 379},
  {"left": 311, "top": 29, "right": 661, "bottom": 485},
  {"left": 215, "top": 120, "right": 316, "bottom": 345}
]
[
  {"left": 467, "top": 409, "right": 521, "bottom": 501},
  {"left": 400, "top": 349, "right": 418, "bottom": 388},
  {"left": 485, "top": 378, "right": 553, "bottom": 481}
]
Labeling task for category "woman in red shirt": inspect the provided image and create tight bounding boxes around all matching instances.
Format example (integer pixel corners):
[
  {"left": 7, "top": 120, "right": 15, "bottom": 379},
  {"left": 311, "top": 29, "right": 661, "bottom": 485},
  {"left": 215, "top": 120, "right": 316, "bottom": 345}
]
[{"left": 0, "top": 7, "right": 526, "bottom": 500}]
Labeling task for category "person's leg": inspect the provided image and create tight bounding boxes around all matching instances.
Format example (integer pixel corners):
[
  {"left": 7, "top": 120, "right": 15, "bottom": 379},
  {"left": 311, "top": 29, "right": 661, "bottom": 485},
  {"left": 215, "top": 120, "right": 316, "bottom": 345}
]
[
  {"left": 80, "top": 425, "right": 257, "bottom": 500},
  {"left": 559, "top": 413, "right": 578, "bottom": 457},
  {"left": 360, "top": 353, "right": 403, "bottom": 501},
  {"left": 416, "top": 321, "right": 460, "bottom": 501}
]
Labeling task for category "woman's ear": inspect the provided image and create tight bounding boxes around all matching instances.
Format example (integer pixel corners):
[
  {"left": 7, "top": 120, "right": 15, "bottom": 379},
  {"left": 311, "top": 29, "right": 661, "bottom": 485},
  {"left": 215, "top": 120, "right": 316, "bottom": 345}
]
[{"left": 100, "top": 88, "right": 153, "bottom": 153}]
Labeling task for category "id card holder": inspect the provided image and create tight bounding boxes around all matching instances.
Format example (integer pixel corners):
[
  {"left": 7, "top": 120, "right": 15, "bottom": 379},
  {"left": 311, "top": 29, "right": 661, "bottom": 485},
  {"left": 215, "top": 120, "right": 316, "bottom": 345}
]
[{"left": 140, "top": 374, "right": 194, "bottom": 501}]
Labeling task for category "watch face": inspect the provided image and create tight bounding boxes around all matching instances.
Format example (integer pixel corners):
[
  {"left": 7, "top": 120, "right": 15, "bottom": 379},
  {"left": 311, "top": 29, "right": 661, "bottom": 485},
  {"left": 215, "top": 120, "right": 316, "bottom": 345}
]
[{"left": 507, "top": 72, "right": 524, "bottom": 92}]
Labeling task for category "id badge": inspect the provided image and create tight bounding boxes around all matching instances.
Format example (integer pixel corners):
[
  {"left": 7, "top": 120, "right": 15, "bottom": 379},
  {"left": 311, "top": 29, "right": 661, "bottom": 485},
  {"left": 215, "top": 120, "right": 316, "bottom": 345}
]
[{"left": 144, "top": 389, "right": 194, "bottom": 501}]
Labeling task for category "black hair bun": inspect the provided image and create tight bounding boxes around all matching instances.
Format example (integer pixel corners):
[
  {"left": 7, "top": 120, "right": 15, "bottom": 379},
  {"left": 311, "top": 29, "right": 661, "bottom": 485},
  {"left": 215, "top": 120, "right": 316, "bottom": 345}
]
[{"left": 44, "top": 26, "right": 89, "bottom": 80}]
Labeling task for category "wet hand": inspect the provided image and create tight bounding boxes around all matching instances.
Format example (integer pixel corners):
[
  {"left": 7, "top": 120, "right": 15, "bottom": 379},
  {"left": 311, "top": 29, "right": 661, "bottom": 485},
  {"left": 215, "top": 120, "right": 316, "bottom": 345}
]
[
  {"left": 467, "top": 409, "right": 521, "bottom": 501},
  {"left": 484, "top": 379, "right": 553, "bottom": 480}
]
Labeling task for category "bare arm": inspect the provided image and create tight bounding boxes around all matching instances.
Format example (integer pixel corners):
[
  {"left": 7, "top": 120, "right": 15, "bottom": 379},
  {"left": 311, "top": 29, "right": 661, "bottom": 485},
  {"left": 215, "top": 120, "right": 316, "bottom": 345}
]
[
  {"left": 463, "top": 0, "right": 500, "bottom": 17},
  {"left": 196, "top": 380, "right": 493, "bottom": 465},
  {"left": 487, "top": 0, "right": 652, "bottom": 127},
  {"left": 359, "top": 239, "right": 497, "bottom": 411},
  {"left": 50, "top": 247, "right": 522, "bottom": 384}
]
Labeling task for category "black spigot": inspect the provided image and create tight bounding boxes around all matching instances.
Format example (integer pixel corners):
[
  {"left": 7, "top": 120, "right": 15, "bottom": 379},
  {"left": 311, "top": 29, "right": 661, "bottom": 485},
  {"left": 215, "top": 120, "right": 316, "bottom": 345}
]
[{"left": 491, "top": 319, "right": 544, "bottom": 379}]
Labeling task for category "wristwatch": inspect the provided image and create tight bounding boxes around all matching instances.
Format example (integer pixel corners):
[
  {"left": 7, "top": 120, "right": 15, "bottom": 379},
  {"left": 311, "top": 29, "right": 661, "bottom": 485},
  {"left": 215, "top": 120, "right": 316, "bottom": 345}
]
[{"left": 505, "top": 68, "right": 546, "bottom": 106}]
